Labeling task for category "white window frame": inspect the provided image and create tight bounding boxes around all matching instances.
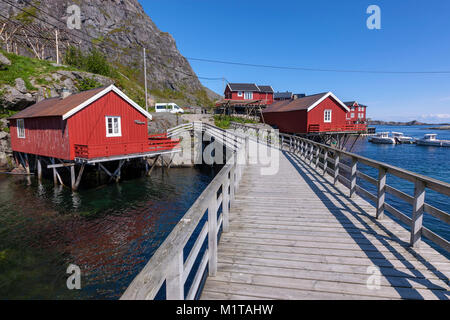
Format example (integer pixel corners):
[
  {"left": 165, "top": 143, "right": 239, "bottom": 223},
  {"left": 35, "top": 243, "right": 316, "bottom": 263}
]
[
  {"left": 17, "top": 119, "right": 25, "bottom": 138},
  {"left": 237, "top": 91, "right": 243, "bottom": 97},
  {"left": 106, "top": 116, "right": 122, "bottom": 137},
  {"left": 244, "top": 92, "right": 253, "bottom": 100},
  {"left": 324, "top": 110, "right": 332, "bottom": 123},
  {"left": 351, "top": 112, "right": 355, "bottom": 118}
]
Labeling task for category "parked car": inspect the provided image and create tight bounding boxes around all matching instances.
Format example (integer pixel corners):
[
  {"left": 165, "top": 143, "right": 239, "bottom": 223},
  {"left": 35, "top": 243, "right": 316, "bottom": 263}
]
[{"left": 155, "top": 103, "right": 184, "bottom": 114}]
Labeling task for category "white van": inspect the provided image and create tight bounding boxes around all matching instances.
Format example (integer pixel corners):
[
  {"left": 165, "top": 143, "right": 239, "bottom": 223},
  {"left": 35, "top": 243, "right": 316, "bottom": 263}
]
[{"left": 155, "top": 103, "right": 184, "bottom": 114}]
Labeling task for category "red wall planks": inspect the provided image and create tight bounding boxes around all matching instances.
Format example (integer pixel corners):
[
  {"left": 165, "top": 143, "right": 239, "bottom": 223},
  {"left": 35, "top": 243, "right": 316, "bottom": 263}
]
[
  {"left": 68, "top": 91, "right": 149, "bottom": 159},
  {"left": 9, "top": 117, "right": 71, "bottom": 159}
]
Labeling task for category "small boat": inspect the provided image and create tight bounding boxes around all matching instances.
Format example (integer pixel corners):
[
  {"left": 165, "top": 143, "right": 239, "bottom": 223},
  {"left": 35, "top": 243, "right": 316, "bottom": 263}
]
[
  {"left": 392, "top": 132, "right": 415, "bottom": 144},
  {"left": 369, "top": 132, "right": 396, "bottom": 144},
  {"left": 416, "top": 134, "right": 450, "bottom": 147}
]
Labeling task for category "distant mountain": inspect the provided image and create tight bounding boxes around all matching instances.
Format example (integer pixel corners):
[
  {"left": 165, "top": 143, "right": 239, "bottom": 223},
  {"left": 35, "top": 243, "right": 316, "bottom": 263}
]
[
  {"left": 0, "top": 0, "right": 220, "bottom": 103},
  {"left": 368, "top": 120, "right": 429, "bottom": 126}
]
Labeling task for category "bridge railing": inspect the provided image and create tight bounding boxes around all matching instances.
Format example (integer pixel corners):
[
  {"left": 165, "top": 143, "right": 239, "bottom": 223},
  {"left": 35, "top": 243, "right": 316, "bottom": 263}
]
[
  {"left": 121, "top": 123, "right": 249, "bottom": 300},
  {"left": 278, "top": 133, "right": 450, "bottom": 251}
]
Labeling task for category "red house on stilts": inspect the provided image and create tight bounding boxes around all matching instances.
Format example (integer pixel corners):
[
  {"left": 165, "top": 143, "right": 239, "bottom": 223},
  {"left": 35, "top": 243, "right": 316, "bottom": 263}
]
[
  {"left": 262, "top": 92, "right": 367, "bottom": 134},
  {"left": 8, "top": 85, "right": 179, "bottom": 190}
]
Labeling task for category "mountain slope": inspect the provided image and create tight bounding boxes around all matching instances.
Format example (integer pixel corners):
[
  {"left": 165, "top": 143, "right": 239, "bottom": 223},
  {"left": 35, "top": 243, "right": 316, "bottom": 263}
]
[{"left": 0, "top": 0, "right": 220, "bottom": 103}]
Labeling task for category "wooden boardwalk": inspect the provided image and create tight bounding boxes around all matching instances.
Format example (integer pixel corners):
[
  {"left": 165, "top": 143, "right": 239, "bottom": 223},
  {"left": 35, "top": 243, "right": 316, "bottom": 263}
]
[{"left": 201, "top": 151, "right": 450, "bottom": 300}]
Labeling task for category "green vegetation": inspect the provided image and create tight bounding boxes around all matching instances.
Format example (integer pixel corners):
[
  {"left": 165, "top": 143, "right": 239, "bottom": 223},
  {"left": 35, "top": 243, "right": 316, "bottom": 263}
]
[
  {"left": 214, "top": 115, "right": 258, "bottom": 129},
  {"left": 150, "top": 88, "right": 186, "bottom": 101},
  {"left": 14, "top": 6, "right": 37, "bottom": 24},
  {"left": 75, "top": 77, "right": 102, "bottom": 91},
  {"left": 0, "top": 49, "right": 69, "bottom": 91},
  {"left": 64, "top": 47, "right": 111, "bottom": 77}
]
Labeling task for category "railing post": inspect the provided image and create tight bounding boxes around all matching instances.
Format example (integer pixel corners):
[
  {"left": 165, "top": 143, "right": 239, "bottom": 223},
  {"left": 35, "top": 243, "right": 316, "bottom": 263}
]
[
  {"left": 289, "top": 137, "right": 293, "bottom": 152},
  {"left": 333, "top": 151, "right": 340, "bottom": 185},
  {"left": 222, "top": 177, "right": 230, "bottom": 233},
  {"left": 350, "top": 157, "right": 357, "bottom": 198},
  {"left": 208, "top": 192, "right": 218, "bottom": 276},
  {"left": 166, "top": 250, "right": 184, "bottom": 300},
  {"left": 315, "top": 148, "right": 320, "bottom": 169},
  {"left": 309, "top": 144, "right": 314, "bottom": 164},
  {"left": 410, "top": 180, "right": 426, "bottom": 247},
  {"left": 230, "top": 165, "right": 236, "bottom": 206},
  {"left": 281, "top": 135, "right": 284, "bottom": 150},
  {"left": 323, "top": 150, "right": 328, "bottom": 176},
  {"left": 376, "top": 167, "right": 387, "bottom": 219}
]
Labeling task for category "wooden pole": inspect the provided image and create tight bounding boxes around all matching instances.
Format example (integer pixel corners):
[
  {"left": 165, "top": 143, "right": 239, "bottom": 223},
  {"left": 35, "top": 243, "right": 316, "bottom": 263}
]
[
  {"left": 208, "top": 194, "right": 218, "bottom": 276},
  {"left": 143, "top": 47, "right": 148, "bottom": 112},
  {"left": 55, "top": 29, "right": 59, "bottom": 65},
  {"left": 70, "top": 165, "right": 76, "bottom": 190},
  {"left": 410, "top": 180, "right": 425, "bottom": 247},
  {"left": 37, "top": 157, "right": 42, "bottom": 182},
  {"left": 51, "top": 158, "right": 58, "bottom": 185},
  {"left": 73, "top": 164, "right": 85, "bottom": 191},
  {"left": 166, "top": 251, "right": 184, "bottom": 300},
  {"left": 376, "top": 167, "right": 387, "bottom": 219}
]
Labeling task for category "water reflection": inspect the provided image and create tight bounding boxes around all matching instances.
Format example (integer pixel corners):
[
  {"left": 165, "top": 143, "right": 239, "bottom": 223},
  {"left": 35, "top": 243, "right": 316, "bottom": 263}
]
[{"left": 0, "top": 166, "right": 217, "bottom": 299}]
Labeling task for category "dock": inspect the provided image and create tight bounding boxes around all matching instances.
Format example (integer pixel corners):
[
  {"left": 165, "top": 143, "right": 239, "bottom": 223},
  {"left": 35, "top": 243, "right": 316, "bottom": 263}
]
[
  {"left": 201, "top": 152, "right": 449, "bottom": 300},
  {"left": 122, "top": 122, "right": 450, "bottom": 300}
]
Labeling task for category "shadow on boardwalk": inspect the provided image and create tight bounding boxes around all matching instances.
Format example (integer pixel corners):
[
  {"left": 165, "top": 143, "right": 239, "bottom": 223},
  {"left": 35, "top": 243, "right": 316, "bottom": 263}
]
[{"left": 284, "top": 151, "right": 449, "bottom": 300}]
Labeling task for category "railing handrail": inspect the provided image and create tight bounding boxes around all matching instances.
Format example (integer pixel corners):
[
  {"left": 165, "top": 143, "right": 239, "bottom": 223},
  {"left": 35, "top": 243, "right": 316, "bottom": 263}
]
[{"left": 121, "top": 122, "right": 249, "bottom": 300}]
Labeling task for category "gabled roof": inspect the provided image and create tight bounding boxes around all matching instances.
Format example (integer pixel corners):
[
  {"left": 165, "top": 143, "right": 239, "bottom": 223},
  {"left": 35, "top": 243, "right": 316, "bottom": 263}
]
[
  {"left": 263, "top": 92, "right": 350, "bottom": 113},
  {"left": 227, "top": 83, "right": 260, "bottom": 92},
  {"left": 9, "top": 85, "right": 152, "bottom": 120},
  {"left": 344, "top": 101, "right": 368, "bottom": 108},
  {"left": 258, "top": 85, "right": 274, "bottom": 93},
  {"left": 227, "top": 83, "right": 274, "bottom": 93},
  {"left": 274, "top": 91, "right": 293, "bottom": 99}
]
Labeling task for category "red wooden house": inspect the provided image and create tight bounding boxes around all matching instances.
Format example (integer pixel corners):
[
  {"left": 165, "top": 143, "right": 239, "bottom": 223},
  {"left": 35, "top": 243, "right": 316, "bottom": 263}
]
[
  {"left": 8, "top": 85, "right": 177, "bottom": 161},
  {"left": 344, "top": 101, "right": 368, "bottom": 125},
  {"left": 262, "top": 92, "right": 367, "bottom": 134},
  {"left": 224, "top": 83, "right": 274, "bottom": 105}
]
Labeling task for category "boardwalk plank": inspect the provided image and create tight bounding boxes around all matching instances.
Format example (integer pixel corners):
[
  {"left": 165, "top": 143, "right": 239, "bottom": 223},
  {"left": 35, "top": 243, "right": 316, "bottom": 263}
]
[{"left": 201, "top": 152, "right": 450, "bottom": 300}]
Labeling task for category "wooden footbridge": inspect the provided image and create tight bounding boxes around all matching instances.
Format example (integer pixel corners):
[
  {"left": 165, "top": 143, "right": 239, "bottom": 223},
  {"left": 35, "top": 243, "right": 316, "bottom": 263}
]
[{"left": 122, "top": 122, "right": 450, "bottom": 300}]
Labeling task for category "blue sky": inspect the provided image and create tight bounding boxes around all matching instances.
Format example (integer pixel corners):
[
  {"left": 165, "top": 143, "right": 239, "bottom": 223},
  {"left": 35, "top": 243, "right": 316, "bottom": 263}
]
[{"left": 140, "top": 0, "right": 450, "bottom": 122}]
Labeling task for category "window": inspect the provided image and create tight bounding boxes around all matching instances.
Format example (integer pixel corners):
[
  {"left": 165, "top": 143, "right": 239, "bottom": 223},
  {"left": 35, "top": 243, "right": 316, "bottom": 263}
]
[
  {"left": 106, "top": 116, "right": 122, "bottom": 137},
  {"left": 351, "top": 113, "right": 355, "bottom": 118},
  {"left": 237, "top": 91, "right": 243, "bottom": 97},
  {"left": 17, "top": 119, "right": 25, "bottom": 138},
  {"left": 324, "top": 110, "right": 332, "bottom": 123},
  {"left": 244, "top": 92, "right": 253, "bottom": 100}
]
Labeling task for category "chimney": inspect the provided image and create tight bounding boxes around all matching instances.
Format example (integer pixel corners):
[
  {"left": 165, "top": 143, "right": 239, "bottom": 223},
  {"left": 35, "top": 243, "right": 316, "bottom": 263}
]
[{"left": 61, "top": 88, "right": 72, "bottom": 99}]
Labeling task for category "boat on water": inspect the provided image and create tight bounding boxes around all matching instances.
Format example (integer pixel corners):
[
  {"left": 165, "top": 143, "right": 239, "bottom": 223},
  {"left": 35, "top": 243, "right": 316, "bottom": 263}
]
[
  {"left": 416, "top": 134, "right": 450, "bottom": 147},
  {"left": 392, "top": 132, "right": 415, "bottom": 144},
  {"left": 369, "top": 132, "right": 396, "bottom": 144}
]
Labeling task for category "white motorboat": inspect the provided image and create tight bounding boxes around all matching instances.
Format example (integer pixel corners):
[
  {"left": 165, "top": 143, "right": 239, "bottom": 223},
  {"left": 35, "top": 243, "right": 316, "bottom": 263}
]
[
  {"left": 369, "top": 132, "right": 396, "bottom": 144},
  {"left": 392, "top": 132, "right": 414, "bottom": 144},
  {"left": 416, "top": 134, "right": 450, "bottom": 147}
]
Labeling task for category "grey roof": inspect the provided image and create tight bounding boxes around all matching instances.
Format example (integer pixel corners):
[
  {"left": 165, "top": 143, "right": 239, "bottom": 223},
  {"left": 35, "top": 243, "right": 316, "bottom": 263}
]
[
  {"left": 344, "top": 101, "right": 368, "bottom": 108},
  {"left": 228, "top": 83, "right": 260, "bottom": 92},
  {"left": 227, "top": 83, "right": 273, "bottom": 93},
  {"left": 274, "top": 91, "right": 293, "bottom": 99},
  {"left": 258, "top": 85, "right": 274, "bottom": 93}
]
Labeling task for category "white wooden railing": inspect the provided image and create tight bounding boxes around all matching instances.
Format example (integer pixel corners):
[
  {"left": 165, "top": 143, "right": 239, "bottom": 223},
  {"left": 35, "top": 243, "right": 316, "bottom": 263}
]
[
  {"left": 121, "top": 122, "right": 249, "bottom": 300},
  {"left": 230, "top": 122, "right": 450, "bottom": 251}
]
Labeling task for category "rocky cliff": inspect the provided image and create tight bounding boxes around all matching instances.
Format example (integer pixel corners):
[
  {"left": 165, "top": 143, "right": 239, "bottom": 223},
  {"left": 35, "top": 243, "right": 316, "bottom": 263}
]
[{"left": 0, "top": 0, "right": 215, "bottom": 98}]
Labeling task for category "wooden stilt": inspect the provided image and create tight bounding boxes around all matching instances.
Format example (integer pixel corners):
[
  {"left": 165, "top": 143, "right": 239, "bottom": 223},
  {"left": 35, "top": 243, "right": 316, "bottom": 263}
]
[
  {"left": 24, "top": 153, "right": 30, "bottom": 175},
  {"left": 147, "top": 155, "right": 160, "bottom": 177},
  {"left": 37, "top": 157, "right": 42, "bottom": 182},
  {"left": 70, "top": 165, "right": 76, "bottom": 190},
  {"left": 51, "top": 158, "right": 58, "bottom": 185},
  {"left": 73, "top": 164, "right": 85, "bottom": 191}
]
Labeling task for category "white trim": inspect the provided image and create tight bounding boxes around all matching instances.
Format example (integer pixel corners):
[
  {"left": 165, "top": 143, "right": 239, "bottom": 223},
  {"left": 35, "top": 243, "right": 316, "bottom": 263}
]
[
  {"left": 105, "top": 116, "right": 122, "bottom": 137},
  {"left": 237, "top": 91, "right": 243, "bottom": 97},
  {"left": 306, "top": 92, "right": 350, "bottom": 112},
  {"left": 324, "top": 109, "right": 332, "bottom": 123},
  {"left": 17, "top": 119, "right": 25, "bottom": 138},
  {"left": 62, "top": 85, "right": 153, "bottom": 120}
]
